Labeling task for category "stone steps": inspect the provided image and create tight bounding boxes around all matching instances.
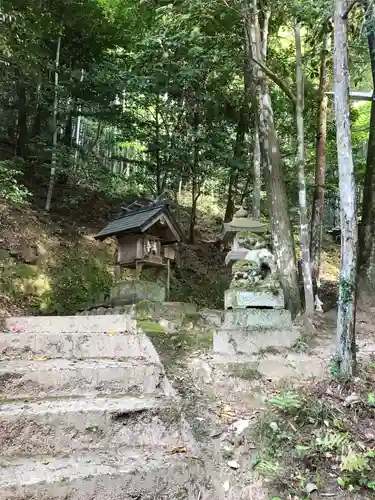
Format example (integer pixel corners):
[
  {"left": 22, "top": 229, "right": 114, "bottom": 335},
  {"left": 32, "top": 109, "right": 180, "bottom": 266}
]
[
  {"left": 0, "top": 358, "right": 167, "bottom": 399},
  {"left": 0, "top": 314, "right": 211, "bottom": 499},
  {"left": 0, "top": 450, "right": 202, "bottom": 500},
  {"left": 0, "top": 330, "right": 159, "bottom": 362},
  {"left": 0, "top": 395, "right": 185, "bottom": 458},
  {"left": 4, "top": 315, "right": 136, "bottom": 333}
]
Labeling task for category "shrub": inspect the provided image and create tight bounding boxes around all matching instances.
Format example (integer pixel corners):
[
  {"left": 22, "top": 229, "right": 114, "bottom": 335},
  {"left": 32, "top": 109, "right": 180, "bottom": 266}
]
[
  {"left": 47, "top": 249, "right": 114, "bottom": 314},
  {"left": 0, "top": 161, "right": 29, "bottom": 204}
]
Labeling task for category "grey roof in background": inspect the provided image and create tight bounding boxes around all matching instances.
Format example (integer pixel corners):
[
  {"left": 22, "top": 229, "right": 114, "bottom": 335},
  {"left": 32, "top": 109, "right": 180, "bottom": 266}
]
[
  {"left": 95, "top": 206, "right": 163, "bottom": 240},
  {"left": 95, "top": 203, "right": 183, "bottom": 242}
]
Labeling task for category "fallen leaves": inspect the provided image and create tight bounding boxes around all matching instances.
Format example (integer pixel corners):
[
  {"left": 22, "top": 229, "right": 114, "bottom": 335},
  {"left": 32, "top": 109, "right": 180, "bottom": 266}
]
[
  {"left": 104, "top": 330, "right": 130, "bottom": 335},
  {"left": 227, "top": 460, "right": 240, "bottom": 470},
  {"left": 169, "top": 446, "right": 187, "bottom": 455},
  {"left": 219, "top": 404, "right": 236, "bottom": 422}
]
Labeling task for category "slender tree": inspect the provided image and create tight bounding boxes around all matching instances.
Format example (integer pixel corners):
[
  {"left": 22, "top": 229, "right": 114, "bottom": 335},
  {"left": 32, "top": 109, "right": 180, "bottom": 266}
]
[
  {"left": 45, "top": 30, "right": 62, "bottom": 212},
  {"left": 333, "top": 0, "right": 358, "bottom": 377},
  {"left": 245, "top": 0, "right": 301, "bottom": 317},
  {"left": 358, "top": 0, "right": 375, "bottom": 296},
  {"left": 295, "top": 22, "right": 315, "bottom": 315},
  {"left": 310, "top": 31, "right": 331, "bottom": 308}
]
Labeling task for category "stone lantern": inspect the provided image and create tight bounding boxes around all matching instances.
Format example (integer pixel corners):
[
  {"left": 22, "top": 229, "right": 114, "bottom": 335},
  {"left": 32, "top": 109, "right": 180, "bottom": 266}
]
[
  {"left": 220, "top": 207, "right": 284, "bottom": 310},
  {"left": 214, "top": 207, "right": 298, "bottom": 357}
]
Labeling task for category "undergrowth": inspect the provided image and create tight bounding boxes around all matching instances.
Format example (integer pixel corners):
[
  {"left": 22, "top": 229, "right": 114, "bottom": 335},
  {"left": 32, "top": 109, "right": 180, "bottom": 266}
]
[
  {"left": 144, "top": 325, "right": 213, "bottom": 371},
  {"left": 252, "top": 362, "right": 375, "bottom": 498}
]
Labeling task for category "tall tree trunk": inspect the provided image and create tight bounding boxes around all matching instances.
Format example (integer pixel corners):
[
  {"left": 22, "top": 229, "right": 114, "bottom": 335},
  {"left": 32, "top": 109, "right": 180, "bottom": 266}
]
[
  {"left": 224, "top": 100, "right": 249, "bottom": 221},
  {"left": 189, "top": 108, "right": 201, "bottom": 243},
  {"left": 295, "top": 23, "right": 315, "bottom": 315},
  {"left": 45, "top": 32, "right": 62, "bottom": 212},
  {"left": 310, "top": 32, "right": 331, "bottom": 301},
  {"left": 189, "top": 188, "right": 200, "bottom": 244},
  {"left": 64, "top": 100, "right": 74, "bottom": 147},
  {"left": 245, "top": 0, "right": 301, "bottom": 317},
  {"left": 16, "top": 79, "right": 27, "bottom": 158},
  {"left": 333, "top": 0, "right": 357, "bottom": 378},
  {"left": 224, "top": 173, "right": 235, "bottom": 222},
  {"left": 251, "top": 4, "right": 269, "bottom": 220},
  {"left": 358, "top": 3, "right": 375, "bottom": 295},
  {"left": 73, "top": 69, "right": 84, "bottom": 165},
  {"left": 155, "top": 96, "right": 163, "bottom": 196},
  {"left": 252, "top": 122, "right": 261, "bottom": 219}
]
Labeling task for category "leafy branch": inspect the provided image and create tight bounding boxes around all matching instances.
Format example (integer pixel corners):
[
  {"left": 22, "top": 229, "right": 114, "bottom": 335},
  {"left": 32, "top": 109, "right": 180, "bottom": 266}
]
[{"left": 251, "top": 57, "right": 297, "bottom": 105}]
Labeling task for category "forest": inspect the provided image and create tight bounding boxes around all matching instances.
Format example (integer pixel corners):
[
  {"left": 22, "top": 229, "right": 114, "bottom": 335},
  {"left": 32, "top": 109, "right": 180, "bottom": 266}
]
[{"left": 1, "top": 0, "right": 375, "bottom": 379}]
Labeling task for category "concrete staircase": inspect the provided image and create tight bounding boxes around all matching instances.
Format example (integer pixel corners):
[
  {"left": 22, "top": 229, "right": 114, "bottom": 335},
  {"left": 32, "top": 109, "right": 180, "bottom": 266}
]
[{"left": 0, "top": 315, "right": 209, "bottom": 500}]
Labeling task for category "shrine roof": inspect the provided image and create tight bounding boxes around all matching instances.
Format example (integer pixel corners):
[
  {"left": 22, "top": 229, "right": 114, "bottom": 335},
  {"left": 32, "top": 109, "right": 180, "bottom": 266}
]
[{"left": 94, "top": 199, "right": 183, "bottom": 242}]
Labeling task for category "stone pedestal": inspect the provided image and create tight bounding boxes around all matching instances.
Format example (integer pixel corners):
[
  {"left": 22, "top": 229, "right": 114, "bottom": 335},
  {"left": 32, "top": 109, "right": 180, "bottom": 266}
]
[
  {"left": 213, "top": 308, "right": 297, "bottom": 356},
  {"left": 224, "top": 289, "right": 284, "bottom": 310},
  {"left": 83, "top": 281, "right": 166, "bottom": 310},
  {"left": 223, "top": 309, "right": 292, "bottom": 330},
  {"left": 109, "top": 281, "right": 166, "bottom": 306},
  {"left": 213, "top": 325, "right": 300, "bottom": 356}
]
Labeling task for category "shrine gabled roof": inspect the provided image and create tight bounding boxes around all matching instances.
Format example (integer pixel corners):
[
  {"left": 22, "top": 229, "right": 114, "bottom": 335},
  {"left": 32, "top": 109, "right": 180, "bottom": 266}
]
[{"left": 94, "top": 200, "right": 183, "bottom": 242}]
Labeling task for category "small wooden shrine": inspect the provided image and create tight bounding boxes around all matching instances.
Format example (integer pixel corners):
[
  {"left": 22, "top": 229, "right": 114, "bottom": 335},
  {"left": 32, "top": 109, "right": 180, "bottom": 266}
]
[{"left": 95, "top": 199, "right": 183, "bottom": 284}]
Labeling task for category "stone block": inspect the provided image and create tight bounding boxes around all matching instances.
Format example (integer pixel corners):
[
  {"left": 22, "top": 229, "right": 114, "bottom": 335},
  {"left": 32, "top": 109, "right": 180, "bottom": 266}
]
[
  {"left": 223, "top": 309, "right": 292, "bottom": 330},
  {"left": 224, "top": 289, "right": 284, "bottom": 310},
  {"left": 109, "top": 280, "right": 165, "bottom": 306},
  {"left": 213, "top": 327, "right": 300, "bottom": 356}
]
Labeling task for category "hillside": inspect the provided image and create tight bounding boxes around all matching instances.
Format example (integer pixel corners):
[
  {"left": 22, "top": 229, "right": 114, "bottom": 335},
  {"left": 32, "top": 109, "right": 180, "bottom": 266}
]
[
  {"left": 0, "top": 184, "right": 231, "bottom": 317},
  {"left": 0, "top": 181, "right": 340, "bottom": 318}
]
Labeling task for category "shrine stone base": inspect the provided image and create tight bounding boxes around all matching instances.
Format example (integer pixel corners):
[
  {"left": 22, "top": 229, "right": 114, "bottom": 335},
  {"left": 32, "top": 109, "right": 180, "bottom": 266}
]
[
  {"left": 224, "top": 288, "right": 285, "bottom": 310},
  {"left": 223, "top": 309, "right": 292, "bottom": 330},
  {"left": 213, "top": 326, "right": 300, "bottom": 356},
  {"left": 80, "top": 280, "right": 166, "bottom": 311},
  {"left": 213, "top": 307, "right": 298, "bottom": 356},
  {"left": 109, "top": 281, "right": 166, "bottom": 306}
]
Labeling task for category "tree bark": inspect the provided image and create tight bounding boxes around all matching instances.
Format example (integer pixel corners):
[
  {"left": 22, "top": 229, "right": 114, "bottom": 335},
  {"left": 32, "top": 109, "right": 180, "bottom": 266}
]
[
  {"left": 252, "top": 122, "right": 261, "bottom": 219},
  {"left": 224, "top": 99, "right": 249, "bottom": 221},
  {"left": 333, "top": 0, "right": 357, "bottom": 377},
  {"left": 310, "top": 32, "right": 331, "bottom": 297},
  {"left": 358, "top": 2, "right": 375, "bottom": 296},
  {"left": 16, "top": 79, "right": 27, "bottom": 158},
  {"left": 295, "top": 23, "right": 315, "bottom": 315},
  {"left": 245, "top": 0, "right": 301, "bottom": 317},
  {"left": 251, "top": 4, "right": 269, "bottom": 220},
  {"left": 224, "top": 173, "right": 235, "bottom": 222},
  {"left": 189, "top": 108, "right": 201, "bottom": 244},
  {"left": 45, "top": 32, "right": 62, "bottom": 212}
]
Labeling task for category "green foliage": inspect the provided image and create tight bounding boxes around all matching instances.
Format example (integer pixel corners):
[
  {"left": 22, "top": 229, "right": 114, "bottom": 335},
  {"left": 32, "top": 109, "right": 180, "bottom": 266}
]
[
  {"left": 329, "top": 354, "right": 341, "bottom": 378},
  {"left": 170, "top": 268, "right": 226, "bottom": 310},
  {"left": 47, "top": 249, "right": 113, "bottom": 314},
  {"left": 253, "top": 385, "right": 375, "bottom": 498},
  {"left": 339, "top": 278, "right": 356, "bottom": 306},
  {"left": 315, "top": 431, "right": 348, "bottom": 452},
  {"left": 255, "top": 458, "right": 283, "bottom": 480},
  {"left": 338, "top": 450, "right": 375, "bottom": 491},
  {"left": 226, "top": 363, "right": 263, "bottom": 380},
  {"left": 269, "top": 392, "right": 303, "bottom": 412},
  {"left": 292, "top": 337, "right": 310, "bottom": 352},
  {"left": 0, "top": 161, "right": 29, "bottom": 204}
]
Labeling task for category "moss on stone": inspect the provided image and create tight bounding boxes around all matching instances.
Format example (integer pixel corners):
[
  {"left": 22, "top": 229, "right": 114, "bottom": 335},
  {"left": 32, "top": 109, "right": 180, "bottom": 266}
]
[
  {"left": 181, "top": 312, "right": 202, "bottom": 325},
  {"left": 134, "top": 300, "right": 154, "bottom": 319},
  {"left": 232, "top": 260, "right": 257, "bottom": 271},
  {"left": 226, "top": 362, "right": 263, "bottom": 381},
  {"left": 137, "top": 319, "right": 165, "bottom": 333}
]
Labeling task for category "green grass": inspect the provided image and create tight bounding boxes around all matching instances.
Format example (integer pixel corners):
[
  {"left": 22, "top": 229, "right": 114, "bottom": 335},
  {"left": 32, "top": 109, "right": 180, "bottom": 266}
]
[{"left": 226, "top": 362, "right": 263, "bottom": 381}]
